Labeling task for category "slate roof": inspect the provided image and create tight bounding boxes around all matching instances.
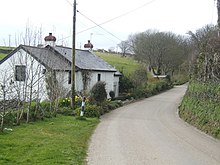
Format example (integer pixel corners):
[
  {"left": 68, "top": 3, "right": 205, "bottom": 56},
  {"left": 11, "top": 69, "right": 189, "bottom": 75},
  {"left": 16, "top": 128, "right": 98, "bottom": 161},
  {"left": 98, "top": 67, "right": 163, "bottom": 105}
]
[
  {"left": 0, "top": 45, "right": 117, "bottom": 72},
  {"left": 54, "top": 46, "right": 117, "bottom": 72},
  {"left": 22, "top": 45, "right": 71, "bottom": 70}
]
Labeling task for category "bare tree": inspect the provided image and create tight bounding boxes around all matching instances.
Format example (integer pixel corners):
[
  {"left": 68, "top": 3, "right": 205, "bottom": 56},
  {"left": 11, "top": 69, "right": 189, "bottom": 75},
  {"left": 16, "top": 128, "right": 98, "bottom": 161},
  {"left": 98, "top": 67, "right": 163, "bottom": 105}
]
[
  {"left": 130, "top": 30, "right": 189, "bottom": 76},
  {"left": 118, "top": 41, "right": 130, "bottom": 57},
  {"left": 188, "top": 25, "right": 220, "bottom": 82},
  {"left": 0, "top": 84, "right": 6, "bottom": 132}
]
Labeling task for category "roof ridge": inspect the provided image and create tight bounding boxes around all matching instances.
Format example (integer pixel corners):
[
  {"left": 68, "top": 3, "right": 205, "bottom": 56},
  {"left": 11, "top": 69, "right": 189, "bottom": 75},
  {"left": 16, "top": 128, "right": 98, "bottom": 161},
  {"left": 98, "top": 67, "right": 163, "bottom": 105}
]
[{"left": 55, "top": 45, "right": 90, "bottom": 52}]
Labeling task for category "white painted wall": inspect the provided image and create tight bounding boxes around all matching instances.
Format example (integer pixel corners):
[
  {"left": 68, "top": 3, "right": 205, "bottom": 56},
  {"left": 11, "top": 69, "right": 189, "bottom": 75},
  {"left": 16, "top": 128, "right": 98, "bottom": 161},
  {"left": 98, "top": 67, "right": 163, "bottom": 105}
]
[
  {"left": 56, "top": 70, "right": 120, "bottom": 98},
  {"left": 0, "top": 49, "right": 48, "bottom": 101}
]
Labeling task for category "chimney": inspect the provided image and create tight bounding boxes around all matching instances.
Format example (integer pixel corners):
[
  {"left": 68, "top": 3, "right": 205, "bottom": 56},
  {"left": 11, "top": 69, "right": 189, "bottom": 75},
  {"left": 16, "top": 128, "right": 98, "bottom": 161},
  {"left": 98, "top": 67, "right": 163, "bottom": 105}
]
[
  {"left": 44, "top": 33, "right": 56, "bottom": 47},
  {"left": 84, "top": 40, "right": 93, "bottom": 50}
]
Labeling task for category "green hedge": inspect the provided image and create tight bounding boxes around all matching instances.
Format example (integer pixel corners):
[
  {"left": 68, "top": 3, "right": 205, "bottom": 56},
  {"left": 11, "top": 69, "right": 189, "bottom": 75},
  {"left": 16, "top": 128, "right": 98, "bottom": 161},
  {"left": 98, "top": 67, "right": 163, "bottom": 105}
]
[
  {"left": 179, "top": 81, "right": 220, "bottom": 139},
  {"left": 75, "top": 105, "right": 101, "bottom": 118}
]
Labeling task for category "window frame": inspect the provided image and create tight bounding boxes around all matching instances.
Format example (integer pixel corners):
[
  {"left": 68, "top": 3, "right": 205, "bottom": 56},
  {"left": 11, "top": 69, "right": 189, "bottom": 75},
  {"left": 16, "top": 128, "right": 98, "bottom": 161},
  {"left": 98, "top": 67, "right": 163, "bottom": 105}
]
[
  {"left": 15, "top": 65, "right": 26, "bottom": 81},
  {"left": 97, "top": 73, "right": 101, "bottom": 81}
]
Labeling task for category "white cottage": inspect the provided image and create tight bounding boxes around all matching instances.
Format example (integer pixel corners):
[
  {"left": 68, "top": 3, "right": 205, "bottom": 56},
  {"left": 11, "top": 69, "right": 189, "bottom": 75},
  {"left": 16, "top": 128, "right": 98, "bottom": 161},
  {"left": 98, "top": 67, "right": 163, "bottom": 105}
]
[{"left": 0, "top": 33, "right": 121, "bottom": 101}]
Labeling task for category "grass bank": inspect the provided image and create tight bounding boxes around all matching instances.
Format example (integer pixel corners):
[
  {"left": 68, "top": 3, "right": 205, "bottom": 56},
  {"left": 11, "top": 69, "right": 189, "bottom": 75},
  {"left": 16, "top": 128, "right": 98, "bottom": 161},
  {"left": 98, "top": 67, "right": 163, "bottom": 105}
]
[
  {"left": 0, "top": 53, "right": 6, "bottom": 60},
  {"left": 0, "top": 115, "right": 99, "bottom": 165},
  {"left": 179, "top": 81, "right": 220, "bottom": 139},
  {"left": 0, "top": 46, "right": 14, "bottom": 60},
  {"left": 96, "top": 52, "right": 142, "bottom": 76}
]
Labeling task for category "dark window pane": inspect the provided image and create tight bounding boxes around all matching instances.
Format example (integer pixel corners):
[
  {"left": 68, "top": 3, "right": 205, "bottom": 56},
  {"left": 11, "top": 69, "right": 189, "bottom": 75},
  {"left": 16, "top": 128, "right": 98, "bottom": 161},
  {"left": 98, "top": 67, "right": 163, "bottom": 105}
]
[
  {"left": 15, "top": 65, "right": 26, "bottom": 81},
  {"left": 98, "top": 74, "right": 101, "bottom": 81}
]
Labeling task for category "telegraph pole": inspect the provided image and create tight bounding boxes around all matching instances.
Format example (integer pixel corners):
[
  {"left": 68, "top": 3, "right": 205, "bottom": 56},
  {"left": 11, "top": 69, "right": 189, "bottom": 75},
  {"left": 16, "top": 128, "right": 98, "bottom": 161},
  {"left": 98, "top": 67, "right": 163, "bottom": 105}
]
[
  {"left": 217, "top": 0, "right": 220, "bottom": 28},
  {"left": 71, "top": 0, "right": 76, "bottom": 109},
  {"left": 8, "top": 34, "right": 11, "bottom": 47}
]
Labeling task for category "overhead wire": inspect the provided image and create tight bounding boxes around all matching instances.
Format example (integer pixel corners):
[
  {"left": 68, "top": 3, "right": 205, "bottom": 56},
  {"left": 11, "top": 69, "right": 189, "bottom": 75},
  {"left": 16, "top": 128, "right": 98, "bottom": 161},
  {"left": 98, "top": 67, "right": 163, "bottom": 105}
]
[
  {"left": 77, "top": 0, "right": 157, "bottom": 34},
  {"left": 61, "top": 0, "right": 157, "bottom": 44},
  {"left": 77, "top": 10, "right": 123, "bottom": 41}
]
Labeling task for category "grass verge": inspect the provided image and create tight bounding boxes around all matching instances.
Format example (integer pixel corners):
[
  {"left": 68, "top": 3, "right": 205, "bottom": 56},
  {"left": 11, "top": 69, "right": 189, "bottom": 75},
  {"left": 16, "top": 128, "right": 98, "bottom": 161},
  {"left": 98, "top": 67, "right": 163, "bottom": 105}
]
[
  {"left": 179, "top": 81, "right": 220, "bottom": 139},
  {"left": 0, "top": 115, "right": 99, "bottom": 165}
]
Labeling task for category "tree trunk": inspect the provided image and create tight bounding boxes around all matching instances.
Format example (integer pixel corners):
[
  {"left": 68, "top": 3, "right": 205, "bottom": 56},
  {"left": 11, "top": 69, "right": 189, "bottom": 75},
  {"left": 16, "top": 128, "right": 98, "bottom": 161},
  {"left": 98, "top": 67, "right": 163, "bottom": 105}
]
[{"left": 0, "top": 87, "right": 6, "bottom": 132}]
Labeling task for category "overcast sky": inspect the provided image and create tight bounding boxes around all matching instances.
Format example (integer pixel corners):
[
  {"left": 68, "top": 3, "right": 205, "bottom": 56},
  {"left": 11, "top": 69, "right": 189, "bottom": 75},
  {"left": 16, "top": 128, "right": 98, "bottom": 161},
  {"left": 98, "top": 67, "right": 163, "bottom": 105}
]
[{"left": 0, "top": 0, "right": 217, "bottom": 50}]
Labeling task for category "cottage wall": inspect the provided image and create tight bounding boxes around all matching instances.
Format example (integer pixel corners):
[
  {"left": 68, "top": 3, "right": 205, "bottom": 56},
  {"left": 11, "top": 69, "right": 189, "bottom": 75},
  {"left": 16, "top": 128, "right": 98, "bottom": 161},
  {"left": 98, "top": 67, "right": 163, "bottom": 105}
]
[
  {"left": 85, "top": 71, "right": 119, "bottom": 98},
  {"left": 56, "top": 70, "right": 119, "bottom": 98},
  {"left": 0, "top": 49, "right": 48, "bottom": 101}
]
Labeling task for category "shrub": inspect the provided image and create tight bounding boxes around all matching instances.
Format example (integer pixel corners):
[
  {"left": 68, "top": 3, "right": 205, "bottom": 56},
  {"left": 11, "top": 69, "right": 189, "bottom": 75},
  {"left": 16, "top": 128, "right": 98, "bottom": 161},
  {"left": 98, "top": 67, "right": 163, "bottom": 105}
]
[
  {"left": 119, "top": 75, "right": 134, "bottom": 93},
  {"left": 107, "top": 100, "right": 123, "bottom": 110},
  {"left": 58, "top": 96, "right": 81, "bottom": 108},
  {"left": 58, "top": 107, "right": 74, "bottom": 116},
  {"left": 109, "top": 91, "right": 115, "bottom": 100},
  {"left": 58, "top": 98, "right": 71, "bottom": 107},
  {"left": 75, "top": 104, "right": 101, "bottom": 118},
  {"left": 90, "top": 81, "right": 107, "bottom": 105},
  {"left": 40, "top": 101, "right": 53, "bottom": 118},
  {"left": 3, "top": 111, "right": 17, "bottom": 126},
  {"left": 29, "top": 101, "right": 44, "bottom": 121},
  {"left": 131, "top": 67, "right": 148, "bottom": 87}
]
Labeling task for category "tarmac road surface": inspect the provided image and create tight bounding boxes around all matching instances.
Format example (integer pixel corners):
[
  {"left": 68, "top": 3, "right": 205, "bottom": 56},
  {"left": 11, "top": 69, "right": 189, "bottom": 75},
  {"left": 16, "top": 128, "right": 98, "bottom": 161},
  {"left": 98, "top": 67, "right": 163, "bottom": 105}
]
[{"left": 87, "top": 84, "right": 220, "bottom": 165}]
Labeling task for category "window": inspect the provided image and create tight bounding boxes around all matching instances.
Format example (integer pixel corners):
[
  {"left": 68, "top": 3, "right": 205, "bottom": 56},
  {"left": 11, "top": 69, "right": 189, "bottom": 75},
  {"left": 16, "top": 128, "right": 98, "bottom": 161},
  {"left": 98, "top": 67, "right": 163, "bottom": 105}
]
[
  {"left": 97, "top": 74, "right": 101, "bottom": 81},
  {"left": 68, "top": 71, "right": 71, "bottom": 84},
  {"left": 15, "top": 65, "right": 26, "bottom": 81},
  {"left": 42, "top": 69, "right": 46, "bottom": 74}
]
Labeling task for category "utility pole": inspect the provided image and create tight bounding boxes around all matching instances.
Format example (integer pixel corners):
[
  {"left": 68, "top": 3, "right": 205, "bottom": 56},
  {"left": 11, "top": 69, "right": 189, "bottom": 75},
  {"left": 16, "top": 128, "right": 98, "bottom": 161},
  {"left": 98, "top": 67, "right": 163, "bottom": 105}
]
[
  {"left": 71, "top": 0, "right": 76, "bottom": 109},
  {"left": 8, "top": 34, "right": 11, "bottom": 47},
  {"left": 217, "top": 0, "right": 220, "bottom": 28}
]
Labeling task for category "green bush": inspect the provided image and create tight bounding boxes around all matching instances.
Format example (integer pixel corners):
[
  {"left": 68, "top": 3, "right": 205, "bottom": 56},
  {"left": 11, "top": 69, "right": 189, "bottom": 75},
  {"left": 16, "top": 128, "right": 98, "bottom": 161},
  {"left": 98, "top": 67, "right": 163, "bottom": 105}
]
[
  {"left": 109, "top": 91, "right": 115, "bottom": 100},
  {"left": 58, "top": 107, "right": 74, "bottom": 116},
  {"left": 58, "top": 98, "right": 71, "bottom": 107},
  {"left": 90, "top": 81, "right": 107, "bottom": 105},
  {"left": 107, "top": 100, "right": 123, "bottom": 110},
  {"left": 75, "top": 104, "right": 101, "bottom": 118},
  {"left": 119, "top": 74, "right": 134, "bottom": 93},
  {"left": 130, "top": 80, "right": 172, "bottom": 99},
  {"left": 29, "top": 102, "right": 44, "bottom": 121},
  {"left": 131, "top": 86, "right": 146, "bottom": 99},
  {"left": 3, "top": 111, "right": 17, "bottom": 126},
  {"left": 40, "top": 101, "right": 53, "bottom": 118},
  {"left": 58, "top": 96, "right": 81, "bottom": 108}
]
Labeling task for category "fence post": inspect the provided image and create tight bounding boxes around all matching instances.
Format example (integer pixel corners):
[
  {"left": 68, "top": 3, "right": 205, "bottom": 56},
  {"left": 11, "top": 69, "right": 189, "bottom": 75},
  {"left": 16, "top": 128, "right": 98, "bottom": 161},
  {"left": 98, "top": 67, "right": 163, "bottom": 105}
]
[{"left": 80, "top": 96, "right": 85, "bottom": 117}]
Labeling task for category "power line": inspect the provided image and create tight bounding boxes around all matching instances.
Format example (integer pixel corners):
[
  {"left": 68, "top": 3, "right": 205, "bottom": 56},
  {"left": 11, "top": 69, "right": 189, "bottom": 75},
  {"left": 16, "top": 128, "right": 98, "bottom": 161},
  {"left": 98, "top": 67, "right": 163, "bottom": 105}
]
[
  {"left": 77, "top": 0, "right": 157, "bottom": 34},
  {"left": 77, "top": 10, "right": 123, "bottom": 41},
  {"left": 64, "top": 0, "right": 72, "bottom": 6},
  {"left": 62, "top": 0, "right": 157, "bottom": 44}
]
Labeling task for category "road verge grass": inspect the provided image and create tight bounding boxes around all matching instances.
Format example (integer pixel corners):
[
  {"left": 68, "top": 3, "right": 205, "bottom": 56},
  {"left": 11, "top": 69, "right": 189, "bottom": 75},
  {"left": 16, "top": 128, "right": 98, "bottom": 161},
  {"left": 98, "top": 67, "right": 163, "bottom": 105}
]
[
  {"left": 179, "top": 81, "right": 220, "bottom": 139},
  {"left": 0, "top": 115, "right": 99, "bottom": 165}
]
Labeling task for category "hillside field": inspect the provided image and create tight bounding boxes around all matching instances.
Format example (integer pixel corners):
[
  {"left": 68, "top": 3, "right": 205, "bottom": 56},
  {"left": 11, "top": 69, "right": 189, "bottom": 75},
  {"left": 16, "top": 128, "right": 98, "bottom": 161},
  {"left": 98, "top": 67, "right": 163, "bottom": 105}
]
[
  {"left": 0, "top": 53, "right": 6, "bottom": 60},
  {"left": 95, "top": 52, "right": 142, "bottom": 76},
  {"left": 0, "top": 46, "right": 14, "bottom": 60}
]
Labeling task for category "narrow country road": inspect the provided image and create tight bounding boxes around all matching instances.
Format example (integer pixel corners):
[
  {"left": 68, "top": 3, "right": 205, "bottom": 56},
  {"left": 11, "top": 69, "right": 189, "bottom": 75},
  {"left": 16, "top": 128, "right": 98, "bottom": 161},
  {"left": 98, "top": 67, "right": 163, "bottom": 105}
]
[{"left": 87, "top": 84, "right": 220, "bottom": 165}]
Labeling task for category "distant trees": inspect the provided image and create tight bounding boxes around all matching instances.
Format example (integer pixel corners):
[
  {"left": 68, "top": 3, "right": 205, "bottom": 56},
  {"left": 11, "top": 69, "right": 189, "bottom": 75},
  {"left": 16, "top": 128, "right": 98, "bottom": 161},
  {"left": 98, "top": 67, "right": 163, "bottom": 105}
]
[
  {"left": 128, "top": 30, "right": 189, "bottom": 76},
  {"left": 118, "top": 40, "right": 131, "bottom": 57}
]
